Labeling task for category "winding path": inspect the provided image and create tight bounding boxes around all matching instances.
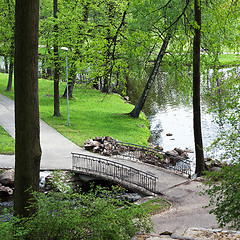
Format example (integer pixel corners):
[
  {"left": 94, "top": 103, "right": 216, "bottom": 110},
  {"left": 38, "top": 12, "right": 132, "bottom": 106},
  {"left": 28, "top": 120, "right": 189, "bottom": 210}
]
[{"left": 0, "top": 93, "right": 219, "bottom": 233}]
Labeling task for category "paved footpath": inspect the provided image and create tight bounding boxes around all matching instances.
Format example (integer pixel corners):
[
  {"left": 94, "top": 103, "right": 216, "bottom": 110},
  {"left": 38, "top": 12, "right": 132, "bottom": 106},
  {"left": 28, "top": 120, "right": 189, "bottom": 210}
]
[{"left": 0, "top": 93, "right": 223, "bottom": 236}]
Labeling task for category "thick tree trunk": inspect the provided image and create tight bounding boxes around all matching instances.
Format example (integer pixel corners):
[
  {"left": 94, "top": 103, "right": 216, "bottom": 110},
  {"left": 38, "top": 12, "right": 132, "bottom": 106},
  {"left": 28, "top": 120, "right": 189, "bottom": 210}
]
[
  {"left": 53, "top": 0, "right": 61, "bottom": 117},
  {"left": 129, "top": 33, "right": 171, "bottom": 118},
  {"left": 193, "top": 0, "right": 204, "bottom": 176},
  {"left": 14, "top": 0, "right": 42, "bottom": 217}
]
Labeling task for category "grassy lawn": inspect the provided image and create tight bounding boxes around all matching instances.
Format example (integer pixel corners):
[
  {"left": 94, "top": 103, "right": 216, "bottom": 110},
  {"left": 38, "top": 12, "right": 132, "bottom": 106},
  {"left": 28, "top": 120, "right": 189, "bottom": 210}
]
[
  {"left": 0, "top": 125, "right": 14, "bottom": 154},
  {"left": 219, "top": 53, "right": 240, "bottom": 67},
  {"left": 162, "top": 53, "right": 240, "bottom": 68},
  {"left": 0, "top": 73, "right": 150, "bottom": 148}
]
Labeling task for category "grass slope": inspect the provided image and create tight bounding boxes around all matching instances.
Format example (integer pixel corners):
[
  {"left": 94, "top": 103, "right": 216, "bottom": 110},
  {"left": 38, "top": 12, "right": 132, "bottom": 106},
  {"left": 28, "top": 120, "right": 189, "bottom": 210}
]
[
  {"left": 0, "top": 73, "right": 150, "bottom": 148},
  {"left": 0, "top": 125, "right": 14, "bottom": 154}
]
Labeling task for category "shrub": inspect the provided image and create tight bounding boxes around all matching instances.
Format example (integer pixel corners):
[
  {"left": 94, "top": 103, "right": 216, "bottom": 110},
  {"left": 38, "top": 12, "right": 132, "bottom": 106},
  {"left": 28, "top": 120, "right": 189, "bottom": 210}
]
[
  {"left": 203, "top": 163, "right": 240, "bottom": 230},
  {"left": 1, "top": 184, "right": 152, "bottom": 239}
]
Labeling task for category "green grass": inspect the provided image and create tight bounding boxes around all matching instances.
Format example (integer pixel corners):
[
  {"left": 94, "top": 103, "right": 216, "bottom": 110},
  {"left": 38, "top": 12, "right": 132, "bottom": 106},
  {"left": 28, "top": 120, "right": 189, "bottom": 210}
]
[
  {"left": 0, "top": 125, "right": 15, "bottom": 154},
  {"left": 219, "top": 54, "right": 240, "bottom": 67},
  {"left": 0, "top": 73, "right": 150, "bottom": 147},
  {"left": 161, "top": 53, "right": 240, "bottom": 68},
  {"left": 139, "top": 197, "right": 171, "bottom": 215}
]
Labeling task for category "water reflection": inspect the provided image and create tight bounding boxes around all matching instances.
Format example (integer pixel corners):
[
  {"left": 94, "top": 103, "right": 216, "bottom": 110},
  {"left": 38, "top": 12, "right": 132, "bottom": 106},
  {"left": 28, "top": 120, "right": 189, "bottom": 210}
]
[{"left": 128, "top": 67, "right": 239, "bottom": 160}]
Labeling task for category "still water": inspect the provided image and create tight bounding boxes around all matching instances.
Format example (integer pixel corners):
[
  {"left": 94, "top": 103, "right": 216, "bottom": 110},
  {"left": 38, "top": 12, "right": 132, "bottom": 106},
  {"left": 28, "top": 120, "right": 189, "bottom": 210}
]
[{"left": 128, "top": 67, "right": 239, "bottom": 160}]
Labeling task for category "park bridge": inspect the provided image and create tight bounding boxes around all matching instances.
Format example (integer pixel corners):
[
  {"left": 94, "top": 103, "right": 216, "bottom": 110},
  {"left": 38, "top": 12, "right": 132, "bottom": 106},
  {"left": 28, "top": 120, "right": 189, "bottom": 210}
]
[{"left": 72, "top": 153, "right": 158, "bottom": 194}]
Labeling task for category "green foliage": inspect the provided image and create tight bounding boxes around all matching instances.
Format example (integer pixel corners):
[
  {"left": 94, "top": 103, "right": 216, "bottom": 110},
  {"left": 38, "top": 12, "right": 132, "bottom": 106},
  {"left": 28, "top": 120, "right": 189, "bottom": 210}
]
[
  {"left": 203, "top": 71, "right": 240, "bottom": 230},
  {"left": 1, "top": 176, "right": 153, "bottom": 239},
  {"left": 0, "top": 0, "right": 15, "bottom": 58},
  {"left": 203, "top": 163, "right": 240, "bottom": 230},
  {"left": 0, "top": 125, "right": 14, "bottom": 154},
  {"left": 206, "top": 75, "right": 239, "bottom": 162}
]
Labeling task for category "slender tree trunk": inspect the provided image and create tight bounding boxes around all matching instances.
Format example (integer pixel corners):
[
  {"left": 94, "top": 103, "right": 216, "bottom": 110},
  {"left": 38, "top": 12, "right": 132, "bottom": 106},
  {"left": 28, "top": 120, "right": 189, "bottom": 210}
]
[
  {"left": 193, "top": 0, "right": 204, "bottom": 176},
  {"left": 6, "top": 58, "right": 13, "bottom": 91},
  {"left": 6, "top": 44, "right": 14, "bottom": 91},
  {"left": 63, "top": 63, "right": 76, "bottom": 98},
  {"left": 129, "top": 33, "right": 171, "bottom": 118},
  {"left": 53, "top": 0, "right": 61, "bottom": 117},
  {"left": 14, "top": 0, "right": 42, "bottom": 217},
  {"left": 4, "top": 56, "right": 9, "bottom": 73}
]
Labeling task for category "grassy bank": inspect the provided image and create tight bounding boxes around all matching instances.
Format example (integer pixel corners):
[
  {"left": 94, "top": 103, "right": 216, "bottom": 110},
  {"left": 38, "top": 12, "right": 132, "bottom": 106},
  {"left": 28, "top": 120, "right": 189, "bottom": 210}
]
[
  {"left": 218, "top": 53, "right": 240, "bottom": 67},
  {"left": 0, "top": 73, "right": 150, "bottom": 149},
  {"left": 0, "top": 126, "right": 14, "bottom": 154},
  {"left": 161, "top": 53, "right": 240, "bottom": 68}
]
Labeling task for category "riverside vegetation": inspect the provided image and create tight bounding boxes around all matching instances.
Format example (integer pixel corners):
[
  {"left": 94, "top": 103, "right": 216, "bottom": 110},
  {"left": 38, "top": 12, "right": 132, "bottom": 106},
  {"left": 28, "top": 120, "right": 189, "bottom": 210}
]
[{"left": 0, "top": 171, "right": 170, "bottom": 240}]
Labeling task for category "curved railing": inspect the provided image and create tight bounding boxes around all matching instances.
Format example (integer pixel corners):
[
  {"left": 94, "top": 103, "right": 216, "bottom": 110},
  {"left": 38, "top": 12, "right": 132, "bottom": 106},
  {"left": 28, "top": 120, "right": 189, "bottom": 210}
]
[{"left": 72, "top": 153, "right": 157, "bottom": 193}]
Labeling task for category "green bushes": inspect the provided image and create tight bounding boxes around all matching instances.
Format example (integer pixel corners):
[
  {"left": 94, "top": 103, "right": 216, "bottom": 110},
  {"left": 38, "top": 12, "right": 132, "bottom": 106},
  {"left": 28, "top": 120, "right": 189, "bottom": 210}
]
[
  {"left": 0, "top": 185, "right": 153, "bottom": 239},
  {"left": 203, "top": 163, "right": 240, "bottom": 230}
]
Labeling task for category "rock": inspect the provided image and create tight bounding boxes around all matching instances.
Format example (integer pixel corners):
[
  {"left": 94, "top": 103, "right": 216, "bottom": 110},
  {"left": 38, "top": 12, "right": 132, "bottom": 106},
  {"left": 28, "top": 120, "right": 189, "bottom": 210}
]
[
  {"left": 84, "top": 139, "right": 100, "bottom": 150},
  {"left": 166, "top": 150, "right": 179, "bottom": 156},
  {"left": 174, "top": 148, "right": 184, "bottom": 155},
  {"left": 166, "top": 133, "right": 173, "bottom": 136},
  {"left": 155, "top": 145, "right": 163, "bottom": 151},
  {"left": 0, "top": 169, "right": 14, "bottom": 187},
  {"left": 93, "top": 146, "right": 101, "bottom": 153},
  {"left": 45, "top": 171, "right": 73, "bottom": 192},
  {"left": 165, "top": 150, "right": 179, "bottom": 166},
  {"left": 122, "top": 96, "right": 130, "bottom": 102},
  {"left": 180, "top": 152, "right": 189, "bottom": 159},
  {"left": 94, "top": 136, "right": 105, "bottom": 143},
  {"left": 0, "top": 183, "right": 13, "bottom": 196},
  {"left": 184, "top": 148, "right": 194, "bottom": 153},
  {"left": 103, "top": 141, "right": 112, "bottom": 150}
]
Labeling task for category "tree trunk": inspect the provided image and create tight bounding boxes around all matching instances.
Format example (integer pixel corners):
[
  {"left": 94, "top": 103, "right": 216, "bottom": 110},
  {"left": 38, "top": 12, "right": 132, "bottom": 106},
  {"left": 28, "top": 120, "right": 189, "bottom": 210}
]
[
  {"left": 193, "top": 0, "right": 204, "bottom": 176},
  {"left": 53, "top": 0, "right": 61, "bottom": 117},
  {"left": 63, "top": 63, "right": 76, "bottom": 98},
  {"left": 129, "top": 33, "right": 171, "bottom": 118},
  {"left": 6, "top": 56, "right": 13, "bottom": 91},
  {"left": 14, "top": 0, "right": 42, "bottom": 217},
  {"left": 4, "top": 56, "right": 9, "bottom": 73}
]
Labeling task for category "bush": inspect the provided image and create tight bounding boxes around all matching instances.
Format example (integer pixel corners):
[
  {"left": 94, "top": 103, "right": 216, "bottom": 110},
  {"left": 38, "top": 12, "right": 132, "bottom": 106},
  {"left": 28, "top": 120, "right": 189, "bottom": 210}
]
[
  {"left": 203, "top": 163, "right": 240, "bottom": 230},
  {"left": 1, "top": 185, "right": 152, "bottom": 239},
  {"left": 203, "top": 71, "right": 240, "bottom": 230}
]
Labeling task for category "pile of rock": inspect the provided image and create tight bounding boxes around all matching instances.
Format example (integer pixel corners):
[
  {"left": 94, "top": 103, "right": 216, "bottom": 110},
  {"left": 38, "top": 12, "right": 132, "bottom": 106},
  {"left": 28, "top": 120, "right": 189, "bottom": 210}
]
[
  {"left": 0, "top": 169, "right": 14, "bottom": 197},
  {"left": 84, "top": 137, "right": 195, "bottom": 169}
]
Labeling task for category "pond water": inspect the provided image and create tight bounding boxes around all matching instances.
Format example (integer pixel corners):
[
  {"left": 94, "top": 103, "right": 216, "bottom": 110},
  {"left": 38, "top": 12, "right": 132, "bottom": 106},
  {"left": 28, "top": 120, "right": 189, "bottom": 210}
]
[{"left": 128, "top": 67, "right": 239, "bottom": 161}]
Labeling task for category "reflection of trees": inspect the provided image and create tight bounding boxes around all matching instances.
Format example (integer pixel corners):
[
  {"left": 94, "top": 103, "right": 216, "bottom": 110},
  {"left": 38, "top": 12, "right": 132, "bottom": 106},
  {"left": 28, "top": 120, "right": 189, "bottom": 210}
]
[
  {"left": 128, "top": 68, "right": 192, "bottom": 116},
  {"left": 203, "top": 67, "right": 239, "bottom": 128}
]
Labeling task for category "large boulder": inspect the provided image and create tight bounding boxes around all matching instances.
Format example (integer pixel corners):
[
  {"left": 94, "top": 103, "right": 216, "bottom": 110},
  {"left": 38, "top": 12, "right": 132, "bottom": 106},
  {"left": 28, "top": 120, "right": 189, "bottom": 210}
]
[{"left": 0, "top": 169, "right": 14, "bottom": 187}]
